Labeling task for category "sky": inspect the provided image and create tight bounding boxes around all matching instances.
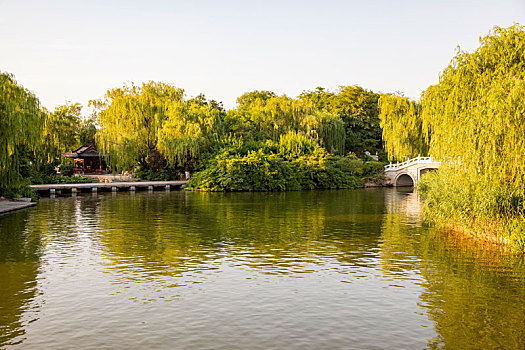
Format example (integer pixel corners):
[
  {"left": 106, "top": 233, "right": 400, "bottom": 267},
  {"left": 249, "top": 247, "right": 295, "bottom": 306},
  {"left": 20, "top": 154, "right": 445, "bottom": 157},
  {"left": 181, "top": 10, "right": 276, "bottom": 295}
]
[{"left": 1, "top": 0, "right": 524, "bottom": 113}]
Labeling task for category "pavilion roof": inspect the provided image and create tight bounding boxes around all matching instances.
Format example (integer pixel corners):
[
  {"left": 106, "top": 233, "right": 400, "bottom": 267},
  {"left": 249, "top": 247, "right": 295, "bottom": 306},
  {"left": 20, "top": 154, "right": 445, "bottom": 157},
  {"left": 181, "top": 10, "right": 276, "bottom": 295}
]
[{"left": 62, "top": 143, "right": 108, "bottom": 158}]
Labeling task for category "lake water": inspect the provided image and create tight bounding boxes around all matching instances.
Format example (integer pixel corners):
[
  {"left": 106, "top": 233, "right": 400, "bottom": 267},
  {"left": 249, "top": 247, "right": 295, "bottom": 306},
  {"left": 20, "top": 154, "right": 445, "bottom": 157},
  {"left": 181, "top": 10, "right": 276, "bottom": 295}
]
[{"left": 1, "top": 189, "right": 524, "bottom": 349}]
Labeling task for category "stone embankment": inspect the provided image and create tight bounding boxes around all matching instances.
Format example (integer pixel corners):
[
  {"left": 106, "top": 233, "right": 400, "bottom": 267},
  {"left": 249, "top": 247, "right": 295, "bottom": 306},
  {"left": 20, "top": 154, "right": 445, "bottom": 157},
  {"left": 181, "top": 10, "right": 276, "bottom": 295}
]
[{"left": 0, "top": 198, "right": 36, "bottom": 214}]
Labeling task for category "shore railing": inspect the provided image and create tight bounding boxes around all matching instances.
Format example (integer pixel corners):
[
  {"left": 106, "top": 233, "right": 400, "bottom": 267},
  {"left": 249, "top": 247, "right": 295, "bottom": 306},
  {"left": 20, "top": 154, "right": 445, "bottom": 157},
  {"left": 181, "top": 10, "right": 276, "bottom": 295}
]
[{"left": 384, "top": 156, "right": 435, "bottom": 171}]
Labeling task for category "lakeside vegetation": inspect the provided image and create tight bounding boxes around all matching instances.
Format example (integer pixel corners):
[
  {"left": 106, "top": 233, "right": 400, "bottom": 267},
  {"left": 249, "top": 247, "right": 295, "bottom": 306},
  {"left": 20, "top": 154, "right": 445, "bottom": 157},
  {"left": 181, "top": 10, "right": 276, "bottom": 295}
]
[
  {"left": 379, "top": 24, "right": 525, "bottom": 250},
  {"left": 2, "top": 24, "right": 525, "bottom": 249},
  {"left": 1, "top": 76, "right": 386, "bottom": 197}
]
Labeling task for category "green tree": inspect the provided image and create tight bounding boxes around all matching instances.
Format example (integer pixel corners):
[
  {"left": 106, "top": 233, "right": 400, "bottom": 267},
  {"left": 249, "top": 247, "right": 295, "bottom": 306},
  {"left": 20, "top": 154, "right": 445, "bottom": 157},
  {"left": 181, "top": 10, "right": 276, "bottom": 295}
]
[
  {"left": 92, "top": 81, "right": 184, "bottom": 171},
  {"left": 157, "top": 95, "right": 225, "bottom": 173},
  {"left": 387, "top": 24, "right": 525, "bottom": 250},
  {"left": 236, "top": 90, "right": 277, "bottom": 110},
  {"left": 0, "top": 72, "right": 44, "bottom": 192},
  {"left": 420, "top": 24, "right": 525, "bottom": 192},
  {"left": 378, "top": 94, "right": 428, "bottom": 160},
  {"left": 301, "top": 85, "right": 382, "bottom": 155},
  {"left": 78, "top": 114, "right": 97, "bottom": 145},
  {"left": 42, "top": 103, "right": 82, "bottom": 162},
  {"left": 227, "top": 93, "right": 345, "bottom": 154},
  {"left": 298, "top": 86, "right": 334, "bottom": 111}
]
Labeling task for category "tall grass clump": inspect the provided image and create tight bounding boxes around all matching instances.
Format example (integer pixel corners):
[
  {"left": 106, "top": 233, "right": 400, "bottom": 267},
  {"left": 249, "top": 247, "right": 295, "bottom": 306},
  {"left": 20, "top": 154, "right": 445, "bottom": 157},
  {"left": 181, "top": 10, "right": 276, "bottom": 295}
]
[{"left": 418, "top": 169, "right": 525, "bottom": 249}]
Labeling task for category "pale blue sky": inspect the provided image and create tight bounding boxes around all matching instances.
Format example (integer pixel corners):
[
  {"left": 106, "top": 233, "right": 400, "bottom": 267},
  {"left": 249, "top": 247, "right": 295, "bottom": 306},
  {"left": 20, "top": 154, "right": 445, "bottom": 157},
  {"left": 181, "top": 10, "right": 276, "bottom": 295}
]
[{"left": 1, "top": 0, "right": 524, "bottom": 112}]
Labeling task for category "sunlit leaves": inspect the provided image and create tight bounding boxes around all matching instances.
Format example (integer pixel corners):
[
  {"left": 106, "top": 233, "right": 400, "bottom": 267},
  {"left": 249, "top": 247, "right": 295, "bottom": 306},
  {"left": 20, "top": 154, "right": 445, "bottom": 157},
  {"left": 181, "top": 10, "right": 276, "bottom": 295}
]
[
  {"left": 420, "top": 24, "right": 525, "bottom": 193},
  {"left": 300, "top": 86, "right": 382, "bottom": 154},
  {"left": 0, "top": 72, "right": 43, "bottom": 188},
  {"left": 157, "top": 98, "right": 224, "bottom": 168},
  {"left": 92, "top": 81, "right": 185, "bottom": 171},
  {"left": 228, "top": 93, "right": 346, "bottom": 154},
  {"left": 93, "top": 81, "right": 224, "bottom": 172},
  {"left": 42, "top": 103, "right": 83, "bottom": 161},
  {"left": 378, "top": 94, "right": 428, "bottom": 160}
]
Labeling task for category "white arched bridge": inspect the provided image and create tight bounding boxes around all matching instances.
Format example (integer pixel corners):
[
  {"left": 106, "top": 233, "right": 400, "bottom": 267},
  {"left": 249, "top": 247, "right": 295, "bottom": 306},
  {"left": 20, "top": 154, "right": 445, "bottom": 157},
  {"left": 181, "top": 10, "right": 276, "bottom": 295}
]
[{"left": 384, "top": 156, "right": 440, "bottom": 187}]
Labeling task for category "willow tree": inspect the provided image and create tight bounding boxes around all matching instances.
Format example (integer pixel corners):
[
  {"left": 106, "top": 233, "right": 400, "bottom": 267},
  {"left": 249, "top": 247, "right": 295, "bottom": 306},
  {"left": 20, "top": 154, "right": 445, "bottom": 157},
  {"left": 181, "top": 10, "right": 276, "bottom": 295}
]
[
  {"left": 157, "top": 96, "right": 224, "bottom": 173},
  {"left": 92, "top": 81, "right": 184, "bottom": 171},
  {"left": 300, "top": 85, "right": 382, "bottom": 155},
  {"left": 0, "top": 72, "right": 43, "bottom": 191},
  {"left": 42, "top": 103, "right": 83, "bottom": 162},
  {"left": 242, "top": 95, "right": 309, "bottom": 139},
  {"left": 229, "top": 93, "right": 345, "bottom": 154},
  {"left": 300, "top": 110, "right": 345, "bottom": 155},
  {"left": 421, "top": 24, "right": 525, "bottom": 193},
  {"left": 378, "top": 94, "right": 428, "bottom": 160}
]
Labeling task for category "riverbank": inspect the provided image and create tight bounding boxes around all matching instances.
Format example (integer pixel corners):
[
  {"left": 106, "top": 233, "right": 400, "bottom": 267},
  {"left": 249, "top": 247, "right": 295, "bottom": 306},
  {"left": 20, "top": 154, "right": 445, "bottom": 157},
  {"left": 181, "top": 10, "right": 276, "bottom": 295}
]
[
  {"left": 0, "top": 198, "right": 36, "bottom": 214},
  {"left": 418, "top": 170, "right": 525, "bottom": 252}
]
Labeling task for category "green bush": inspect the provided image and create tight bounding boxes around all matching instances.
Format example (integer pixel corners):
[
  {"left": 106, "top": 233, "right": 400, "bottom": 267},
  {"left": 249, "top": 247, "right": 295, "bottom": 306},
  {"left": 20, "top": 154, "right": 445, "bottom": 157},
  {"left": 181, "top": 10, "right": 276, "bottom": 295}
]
[
  {"left": 58, "top": 163, "right": 74, "bottom": 176},
  {"left": 332, "top": 156, "right": 363, "bottom": 175},
  {"left": 361, "top": 161, "right": 385, "bottom": 178},
  {"left": 136, "top": 168, "right": 181, "bottom": 181},
  {"left": 278, "top": 131, "right": 318, "bottom": 159},
  {"left": 187, "top": 147, "right": 364, "bottom": 192},
  {"left": 0, "top": 181, "right": 38, "bottom": 201},
  {"left": 331, "top": 156, "right": 385, "bottom": 178},
  {"left": 43, "top": 176, "right": 94, "bottom": 184}
]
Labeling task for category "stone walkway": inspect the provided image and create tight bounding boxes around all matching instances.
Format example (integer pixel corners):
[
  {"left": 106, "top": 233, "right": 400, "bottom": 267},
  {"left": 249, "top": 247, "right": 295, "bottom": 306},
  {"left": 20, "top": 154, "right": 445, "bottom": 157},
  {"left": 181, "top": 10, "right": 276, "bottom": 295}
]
[{"left": 0, "top": 199, "right": 36, "bottom": 215}]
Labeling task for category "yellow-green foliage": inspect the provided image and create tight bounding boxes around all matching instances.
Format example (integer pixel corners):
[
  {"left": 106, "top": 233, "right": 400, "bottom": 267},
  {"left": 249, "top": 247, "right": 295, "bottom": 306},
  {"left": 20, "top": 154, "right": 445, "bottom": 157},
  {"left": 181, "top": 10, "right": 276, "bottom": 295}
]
[
  {"left": 186, "top": 135, "right": 386, "bottom": 192},
  {"left": 414, "top": 24, "right": 525, "bottom": 249},
  {"left": 229, "top": 94, "right": 345, "bottom": 154},
  {"left": 421, "top": 24, "right": 525, "bottom": 193},
  {"left": 300, "top": 86, "right": 383, "bottom": 154},
  {"left": 93, "top": 82, "right": 224, "bottom": 172},
  {"left": 0, "top": 72, "right": 43, "bottom": 189},
  {"left": 187, "top": 147, "right": 365, "bottom": 192},
  {"left": 42, "top": 103, "right": 83, "bottom": 161},
  {"left": 157, "top": 98, "right": 223, "bottom": 167},
  {"left": 93, "top": 81, "right": 184, "bottom": 170},
  {"left": 278, "top": 131, "right": 318, "bottom": 159},
  {"left": 378, "top": 94, "right": 428, "bottom": 160}
]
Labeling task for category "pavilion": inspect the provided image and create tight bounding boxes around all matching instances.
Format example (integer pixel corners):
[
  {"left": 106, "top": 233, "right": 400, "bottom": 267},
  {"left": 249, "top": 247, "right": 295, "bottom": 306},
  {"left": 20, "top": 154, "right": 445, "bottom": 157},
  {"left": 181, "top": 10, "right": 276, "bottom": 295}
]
[{"left": 62, "top": 143, "right": 108, "bottom": 174}]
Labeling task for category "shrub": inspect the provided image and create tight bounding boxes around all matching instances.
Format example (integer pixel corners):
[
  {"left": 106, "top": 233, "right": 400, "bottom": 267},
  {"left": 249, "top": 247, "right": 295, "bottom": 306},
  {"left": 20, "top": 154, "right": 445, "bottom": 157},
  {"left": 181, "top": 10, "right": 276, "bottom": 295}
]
[
  {"left": 43, "top": 176, "right": 93, "bottom": 184},
  {"left": 136, "top": 168, "right": 181, "bottom": 181},
  {"left": 187, "top": 147, "right": 364, "bottom": 192}
]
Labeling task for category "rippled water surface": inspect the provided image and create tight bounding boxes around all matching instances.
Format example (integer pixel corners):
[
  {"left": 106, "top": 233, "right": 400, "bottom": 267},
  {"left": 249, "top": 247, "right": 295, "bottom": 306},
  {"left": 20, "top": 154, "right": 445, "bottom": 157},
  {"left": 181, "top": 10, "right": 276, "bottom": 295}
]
[{"left": 1, "top": 189, "right": 524, "bottom": 349}]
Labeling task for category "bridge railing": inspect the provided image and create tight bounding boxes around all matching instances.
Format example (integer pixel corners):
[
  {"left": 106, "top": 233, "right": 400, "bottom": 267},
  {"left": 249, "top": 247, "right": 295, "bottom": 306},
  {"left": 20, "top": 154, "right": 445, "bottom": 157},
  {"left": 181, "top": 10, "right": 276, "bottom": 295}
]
[{"left": 384, "top": 155, "right": 436, "bottom": 171}]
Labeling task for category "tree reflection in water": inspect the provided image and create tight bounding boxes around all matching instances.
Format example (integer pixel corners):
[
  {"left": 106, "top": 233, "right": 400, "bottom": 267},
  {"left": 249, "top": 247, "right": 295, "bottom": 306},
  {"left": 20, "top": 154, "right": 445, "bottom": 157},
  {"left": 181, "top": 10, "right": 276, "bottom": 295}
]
[
  {"left": 94, "top": 190, "right": 387, "bottom": 283},
  {"left": 1, "top": 189, "right": 524, "bottom": 349},
  {"left": 379, "top": 188, "right": 525, "bottom": 349},
  {"left": 0, "top": 210, "right": 42, "bottom": 347}
]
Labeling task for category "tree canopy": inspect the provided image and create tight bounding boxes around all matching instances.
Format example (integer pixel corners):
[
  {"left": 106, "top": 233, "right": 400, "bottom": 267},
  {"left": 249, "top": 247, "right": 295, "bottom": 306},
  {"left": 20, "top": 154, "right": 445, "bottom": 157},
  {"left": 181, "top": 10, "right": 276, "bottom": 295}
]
[
  {"left": 42, "top": 103, "right": 83, "bottom": 161},
  {"left": 378, "top": 94, "right": 428, "bottom": 160},
  {"left": 93, "top": 82, "right": 225, "bottom": 172},
  {"left": 158, "top": 96, "right": 225, "bottom": 170},
  {"left": 300, "top": 86, "right": 382, "bottom": 155},
  {"left": 92, "top": 81, "right": 185, "bottom": 171},
  {"left": 377, "top": 23, "right": 525, "bottom": 249},
  {"left": 227, "top": 93, "right": 346, "bottom": 154},
  {"left": 420, "top": 24, "right": 525, "bottom": 192},
  {"left": 0, "top": 72, "right": 44, "bottom": 189},
  {"left": 378, "top": 24, "right": 525, "bottom": 192}
]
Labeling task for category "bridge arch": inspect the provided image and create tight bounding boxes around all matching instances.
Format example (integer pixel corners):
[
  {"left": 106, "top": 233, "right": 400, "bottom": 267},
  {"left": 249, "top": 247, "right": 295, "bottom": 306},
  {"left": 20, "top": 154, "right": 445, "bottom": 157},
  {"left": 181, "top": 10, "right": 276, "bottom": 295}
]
[{"left": 395, "top": 173, "right": 414, "bottom": 187}]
